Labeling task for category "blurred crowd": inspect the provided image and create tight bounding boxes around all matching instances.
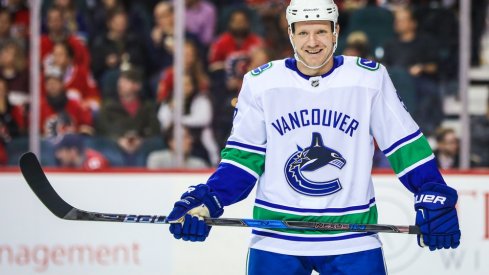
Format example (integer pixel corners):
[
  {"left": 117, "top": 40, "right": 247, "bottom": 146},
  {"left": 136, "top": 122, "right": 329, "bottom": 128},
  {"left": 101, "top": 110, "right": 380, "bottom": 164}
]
[{"left": 0, "top": 0, "right": 488, "bottom": 169}]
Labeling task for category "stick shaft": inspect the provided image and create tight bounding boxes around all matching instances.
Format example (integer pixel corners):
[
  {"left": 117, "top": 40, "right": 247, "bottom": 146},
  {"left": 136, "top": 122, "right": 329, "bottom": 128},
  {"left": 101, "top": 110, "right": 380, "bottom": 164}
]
[
  {"left": 19, "top": 152, "right": 420, "bottom": 235},
  {"left": 58, "top": 209, "right": 419, "bottom": 234}
]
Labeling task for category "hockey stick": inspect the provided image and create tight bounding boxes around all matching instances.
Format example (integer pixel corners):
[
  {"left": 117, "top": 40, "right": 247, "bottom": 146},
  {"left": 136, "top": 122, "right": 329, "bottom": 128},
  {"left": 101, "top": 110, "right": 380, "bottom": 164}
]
[{"left": 19, "top": 152, "right": 420, "bottom": 234}]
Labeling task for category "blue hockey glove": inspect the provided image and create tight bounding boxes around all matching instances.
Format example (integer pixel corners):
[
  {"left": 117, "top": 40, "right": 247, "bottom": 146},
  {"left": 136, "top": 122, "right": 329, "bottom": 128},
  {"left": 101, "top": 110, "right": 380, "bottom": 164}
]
[
  {"left": 414, "top": 182, "right": 461, "bottom": 251},
  {"left": 166, "top": 184, "right": 224, "bottom": 242}
]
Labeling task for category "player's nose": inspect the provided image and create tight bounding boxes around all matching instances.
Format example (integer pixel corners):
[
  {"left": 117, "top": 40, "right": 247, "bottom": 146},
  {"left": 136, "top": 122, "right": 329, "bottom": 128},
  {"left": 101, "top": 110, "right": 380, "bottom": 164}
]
[{"left": 305, "top": 34, "right": 320, "bottom": 47}]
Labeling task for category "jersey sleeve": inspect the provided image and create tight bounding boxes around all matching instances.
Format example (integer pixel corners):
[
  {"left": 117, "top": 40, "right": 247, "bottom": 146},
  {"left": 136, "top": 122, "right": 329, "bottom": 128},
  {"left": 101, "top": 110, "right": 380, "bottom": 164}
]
[
  {"left": 207, "top": 75, "right": 266, "bottom": 206},
  {"left": 370, "top": 66, "right": 445, "bottom": 193}
]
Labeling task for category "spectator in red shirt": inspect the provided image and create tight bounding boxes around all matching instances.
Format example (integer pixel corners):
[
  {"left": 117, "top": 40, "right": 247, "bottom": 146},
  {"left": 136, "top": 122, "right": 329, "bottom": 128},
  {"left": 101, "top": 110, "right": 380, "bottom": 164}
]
[
  {"left": 208, "top": 8, "right": 264, "bottom": 72},
  {"left": 44, "top": 41, "right": 101, "bottom": 111},
  {"left": 40, "top": 67, "right": 93, "bottom": 138},
  {"left": 54, "top": 133, "right": 109, "bottom": 170},
  {"left": 41, "top": 7, "right": 91, "bottom": 70}
]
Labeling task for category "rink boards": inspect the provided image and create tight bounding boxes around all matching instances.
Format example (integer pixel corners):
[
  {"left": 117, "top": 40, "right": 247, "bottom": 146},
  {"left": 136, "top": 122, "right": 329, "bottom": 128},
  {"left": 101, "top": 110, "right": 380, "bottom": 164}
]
[{"left": 0, "top": 170, "right": 488, "bottom": 275}]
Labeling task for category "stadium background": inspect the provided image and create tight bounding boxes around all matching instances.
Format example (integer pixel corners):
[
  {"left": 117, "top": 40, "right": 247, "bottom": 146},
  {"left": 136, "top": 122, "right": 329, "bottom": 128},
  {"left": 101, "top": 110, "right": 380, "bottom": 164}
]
[{"left": 0, "top": 0, "right": 488, "bottom": 274}]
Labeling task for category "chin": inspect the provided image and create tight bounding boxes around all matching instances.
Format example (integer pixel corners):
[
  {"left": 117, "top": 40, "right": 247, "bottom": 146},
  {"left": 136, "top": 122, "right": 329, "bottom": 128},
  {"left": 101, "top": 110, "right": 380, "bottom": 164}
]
[{"left": 306, "top": 59, "right": 327, "bottom": 67}]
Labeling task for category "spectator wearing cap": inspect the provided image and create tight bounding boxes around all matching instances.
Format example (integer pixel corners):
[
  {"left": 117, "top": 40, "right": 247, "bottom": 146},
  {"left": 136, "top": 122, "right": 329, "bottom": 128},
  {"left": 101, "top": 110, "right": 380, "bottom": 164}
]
[
  {"left": 41, "top": 6, "right": 91, "bottom": 70},
  {"left": 43, "top": 41, "right": 101, "bottom": 111},
  {"left": 147, "top": 125, "right": 208, "bottom": 169},
  {"left": 54, "top": 133, "right": 109, "bottom": 170},
  {"left": 40, "top": 67, "right": 93, "bottom": 138},
  {"left": 95, "top": 69, "right": 160, "bottom": 166}
]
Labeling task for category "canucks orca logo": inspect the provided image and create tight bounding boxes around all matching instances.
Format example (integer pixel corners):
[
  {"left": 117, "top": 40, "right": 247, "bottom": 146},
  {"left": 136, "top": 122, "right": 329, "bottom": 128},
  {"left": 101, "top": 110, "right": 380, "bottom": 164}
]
[{"left": 284, "top": 132, "right": 346, "bottom": 196}]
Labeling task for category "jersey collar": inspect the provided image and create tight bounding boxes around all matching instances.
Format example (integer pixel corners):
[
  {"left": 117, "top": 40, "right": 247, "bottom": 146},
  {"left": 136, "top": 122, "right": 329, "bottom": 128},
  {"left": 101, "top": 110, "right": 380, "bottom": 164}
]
[{"left": 285, "top": 55, "right": 344, "bottom": 80}]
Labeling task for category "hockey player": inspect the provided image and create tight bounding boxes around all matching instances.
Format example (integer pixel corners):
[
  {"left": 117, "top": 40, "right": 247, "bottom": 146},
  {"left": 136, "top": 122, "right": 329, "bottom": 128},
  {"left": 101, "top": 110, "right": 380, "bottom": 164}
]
[{"left": 166, "top": 0, "right": 461, "bottom": 274}]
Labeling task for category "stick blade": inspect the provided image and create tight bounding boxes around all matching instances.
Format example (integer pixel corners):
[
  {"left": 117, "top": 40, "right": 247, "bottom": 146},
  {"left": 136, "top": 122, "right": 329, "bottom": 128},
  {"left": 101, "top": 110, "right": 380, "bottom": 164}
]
[{"left": 19, "top": 152, "right": 74, "bottom": 219}]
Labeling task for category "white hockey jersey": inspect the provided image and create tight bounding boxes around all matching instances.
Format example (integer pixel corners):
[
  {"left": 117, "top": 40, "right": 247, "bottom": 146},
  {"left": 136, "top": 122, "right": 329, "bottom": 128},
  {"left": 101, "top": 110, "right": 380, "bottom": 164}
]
[{"left": 207, "top": 56, "right": 444, "bottom": 256}]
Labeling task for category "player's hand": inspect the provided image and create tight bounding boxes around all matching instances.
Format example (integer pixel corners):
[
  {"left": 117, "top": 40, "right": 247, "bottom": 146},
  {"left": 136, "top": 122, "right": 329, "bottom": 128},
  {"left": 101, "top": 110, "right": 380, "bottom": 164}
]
[
  {"left": 166, "top": 184, "right": 224, "bottom": 242},
  {"left": 414, "top": 183, "right": 461, "bottom": 251}
]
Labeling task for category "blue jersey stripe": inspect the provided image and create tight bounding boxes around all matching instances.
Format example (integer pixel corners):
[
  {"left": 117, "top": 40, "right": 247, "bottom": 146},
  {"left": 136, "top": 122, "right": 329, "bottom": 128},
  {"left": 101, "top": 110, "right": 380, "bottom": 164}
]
[
  {"left": 383, "top": 129, "right": 421, "bottom": 155},
  {"left": 252, "top": 230, "right": 375, "bottom": 242},
  {"left": 398, "top": 158, "right": 445, "bottom": 193},
  {"left": 255, "top": 198, "right": 376, "bottom": 213},
  {"left": 226, "top": 141, "right": 266, "bottom": 153}
]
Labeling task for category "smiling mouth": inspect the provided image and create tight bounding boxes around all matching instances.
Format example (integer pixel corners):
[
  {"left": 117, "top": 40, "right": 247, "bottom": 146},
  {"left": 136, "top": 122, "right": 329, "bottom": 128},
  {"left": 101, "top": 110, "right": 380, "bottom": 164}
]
[{"left": 305, "top": 49, "right": 323, "bottom": 55}]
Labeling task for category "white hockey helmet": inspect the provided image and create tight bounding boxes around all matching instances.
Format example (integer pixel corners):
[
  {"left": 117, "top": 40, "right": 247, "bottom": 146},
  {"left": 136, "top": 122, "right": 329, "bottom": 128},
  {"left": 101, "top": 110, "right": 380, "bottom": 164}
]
[{"left": 286, "top": 0, "right": 339, "bottom": 27}]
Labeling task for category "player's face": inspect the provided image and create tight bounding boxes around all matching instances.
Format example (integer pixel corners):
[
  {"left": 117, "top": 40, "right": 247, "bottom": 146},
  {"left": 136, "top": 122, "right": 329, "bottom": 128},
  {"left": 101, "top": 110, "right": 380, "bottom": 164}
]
[{"left": 290, "top": 21, "right": 337, "bottom": 69}]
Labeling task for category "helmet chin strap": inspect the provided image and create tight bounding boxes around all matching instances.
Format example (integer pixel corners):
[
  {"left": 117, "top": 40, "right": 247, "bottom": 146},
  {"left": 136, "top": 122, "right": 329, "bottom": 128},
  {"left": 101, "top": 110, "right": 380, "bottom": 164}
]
[{"left": 289, "top": 27, "right": 338, "bottom": 71}]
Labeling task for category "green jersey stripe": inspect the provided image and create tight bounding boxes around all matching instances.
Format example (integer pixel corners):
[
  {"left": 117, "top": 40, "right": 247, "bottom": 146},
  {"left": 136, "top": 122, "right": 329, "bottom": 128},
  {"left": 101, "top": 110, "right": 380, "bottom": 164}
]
[
  {"left": 221, "top": 147, "right": 265, "bottom": 176},
  {"left": 387, "top": 135, "right": 433, "bottom": 174},
  {"left": 253, "top": 205, "right": 378, "bottom": 235}
]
